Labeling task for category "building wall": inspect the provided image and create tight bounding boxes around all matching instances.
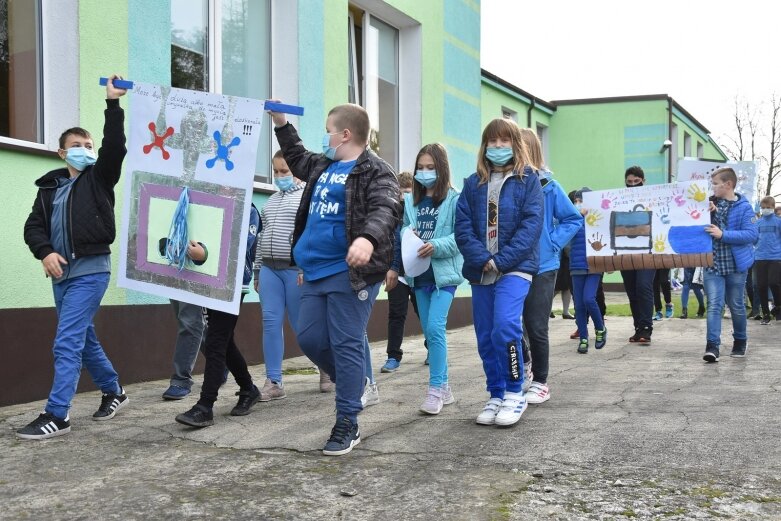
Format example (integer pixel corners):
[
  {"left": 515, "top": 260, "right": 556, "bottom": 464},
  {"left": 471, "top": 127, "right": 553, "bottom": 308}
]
[{"left": 548, "top": 100, "right": 670, "bottom": 190}]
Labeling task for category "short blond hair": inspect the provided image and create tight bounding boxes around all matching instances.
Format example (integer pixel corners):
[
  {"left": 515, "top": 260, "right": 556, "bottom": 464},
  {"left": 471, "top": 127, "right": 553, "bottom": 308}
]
[{"left": 328, "top": 104, "right": 370, "bottom": 145}]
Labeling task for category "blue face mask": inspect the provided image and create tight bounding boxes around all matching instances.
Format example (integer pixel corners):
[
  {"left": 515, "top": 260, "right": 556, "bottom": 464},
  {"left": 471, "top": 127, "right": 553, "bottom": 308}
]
[
  {"left": 274, "top": 176, "right": 295, "bottom": 192},
  {"left": 486, "top": 147, "right": 513, "bottom": 166},
  {"left": 64, "top": 147, "right": 97, "bottom": 171},
  {"left": 322, "top": 132, "right": 342, "bottom": 160},
  {"left": 415, "top": 170, "right": 438, "bottom": 189}
]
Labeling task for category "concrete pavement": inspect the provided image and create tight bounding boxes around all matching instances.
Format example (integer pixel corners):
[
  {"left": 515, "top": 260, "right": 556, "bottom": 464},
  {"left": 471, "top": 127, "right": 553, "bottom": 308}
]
[{"left": 2, "top": 303, "right": 780, "bottom": 520}]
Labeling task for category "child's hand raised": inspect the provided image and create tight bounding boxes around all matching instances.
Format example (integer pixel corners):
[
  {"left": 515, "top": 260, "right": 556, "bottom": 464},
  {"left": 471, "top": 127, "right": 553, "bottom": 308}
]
[
  {"left": 346, "top": 237, "right": 374, "bottom": 267},
  {"left": 265, "top": 99, "right": 288, "bottom": 128},
  {"left": 105, "top": 74, "right": 127, "bottom": 99}
]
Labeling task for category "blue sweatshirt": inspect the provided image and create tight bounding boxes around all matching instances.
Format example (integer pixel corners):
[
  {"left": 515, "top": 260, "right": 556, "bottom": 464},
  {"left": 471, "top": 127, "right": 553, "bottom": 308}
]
[
  {"left": 537, "top": 171, "right": 582, "bottom": 274},
  {"left": 755, "top": 214, "right": 781, "bottom": 260},
  {"left": 293, "top": 160, "right": 355, "bottom": 281}
]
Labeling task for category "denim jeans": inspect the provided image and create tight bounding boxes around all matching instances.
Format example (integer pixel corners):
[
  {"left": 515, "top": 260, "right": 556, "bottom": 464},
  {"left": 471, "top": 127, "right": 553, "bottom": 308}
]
[
  {"left": 703, "top": 270, "right": 748, "bottom": 346},
  {"left": 621, "top": 269, "right": 655, "bottom": 333},
  {"left": 572, "top": 273, "right": 605, "bottom": 339},
  {"left": 296, "top": 271, "right": 380, "bottom": 423},
  {"left": 472, "top": 276, "right": 530, "bottom": 398},
  {"left": 48, "top": 272, "right": 120, "bottom": 419},
  {"left": 259, "top": 266, "right": 302, "bottom": 382},
  {"left": 169, "top": 300, "right": 205, "bottom": 389},
  {"left": 522, "top": 270, "right": 557, "bottom": 384},
  {"left": 386, "top": 282, "right": 420, "bottom": 361},
  {"left": 415, "top": 287, "right": 455, "bottom": 387}
]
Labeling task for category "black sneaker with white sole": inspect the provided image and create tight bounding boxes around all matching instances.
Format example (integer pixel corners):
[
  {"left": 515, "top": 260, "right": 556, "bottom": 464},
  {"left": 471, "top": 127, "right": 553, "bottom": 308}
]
[
  {"left": 175, "top": 404, "right": 214, "bottom": 428},
  {"left": 730, "top": 339, "right": 747, "bottom": 358},
  {"left": 93, "top": 387, "right": 129, "bottom": 420},
  {"left": 703, "top": 343, "right": 719, "bottom": 363},
  {"left": 16, "top": 412, "right": 71, "bottom": 440}
]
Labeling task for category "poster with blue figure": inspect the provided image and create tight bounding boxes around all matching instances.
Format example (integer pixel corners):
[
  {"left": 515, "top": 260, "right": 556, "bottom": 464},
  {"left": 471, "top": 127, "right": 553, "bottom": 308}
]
[
  {"left": 117, "top": 82, "right": 263, "bottom": 315},
  {"left": 582, "top": 181, "right": 713, "bottom": 272}
]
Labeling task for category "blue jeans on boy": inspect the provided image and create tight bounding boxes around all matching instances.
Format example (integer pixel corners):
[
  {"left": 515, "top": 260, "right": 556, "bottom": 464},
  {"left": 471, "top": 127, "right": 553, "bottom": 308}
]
[
  {"left": 48, "top": 272, "right": 120, "bottom": 419},
  {"left": 296, "top": 271, "right": 379, "bottom": 424},
  {"left": 703, "top": 270, "right": 748, "bottom": 346},
  {"left": 169, "top": 300, "right": 205, "bottom": 389},
  {"left": 472, "top": 276, "right": 530, "bottom": 398},
  {"left": 572, "top": 274, "right": 605, "bottom": 339},
  {"left": 415, "top": 287, "right": 455, "bottom": 388},
  {"left": 259, "top": 266, "right": 301, "bottom": 383}
]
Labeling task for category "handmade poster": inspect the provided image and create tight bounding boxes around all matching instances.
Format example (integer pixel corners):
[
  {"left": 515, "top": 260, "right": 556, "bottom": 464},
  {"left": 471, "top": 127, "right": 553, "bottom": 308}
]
[
  {"left": 118, "top": 82, "right": 263, "bottom": 314},
  {"left": 581, "top": 181, "right": 713, "bottom": 272},
  {"left": 677, "top": 158, "right": 759, "bottom": 209}
]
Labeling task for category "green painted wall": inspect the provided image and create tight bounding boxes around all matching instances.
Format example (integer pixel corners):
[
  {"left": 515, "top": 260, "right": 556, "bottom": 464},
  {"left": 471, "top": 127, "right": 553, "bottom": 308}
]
[{"left": 548, "top": 100, "right": 669, "bottom": 191}]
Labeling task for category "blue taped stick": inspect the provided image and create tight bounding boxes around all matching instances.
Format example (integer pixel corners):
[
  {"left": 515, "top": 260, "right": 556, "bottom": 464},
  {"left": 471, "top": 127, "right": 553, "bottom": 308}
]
[
  {"left": 264, "top": 101, "right": 304, "bottom": 116},
  {"left": 99, "top": 77, "right": 134, "bottom": 90}
]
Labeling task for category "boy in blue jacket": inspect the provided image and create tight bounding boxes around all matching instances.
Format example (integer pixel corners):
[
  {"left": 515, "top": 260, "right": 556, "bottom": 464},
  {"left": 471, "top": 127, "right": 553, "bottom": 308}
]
[{"left": 703, "top": 167, "right": 758, "bottom": 362}]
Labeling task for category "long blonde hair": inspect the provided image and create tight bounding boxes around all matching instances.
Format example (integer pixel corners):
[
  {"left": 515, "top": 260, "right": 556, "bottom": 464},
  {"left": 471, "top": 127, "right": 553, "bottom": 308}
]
[
  {"left": 476, "top": 119, "right": 536, "bottom": 184},
  {"left": 518, "top": 127, "right": 544, "bottom": 171}
]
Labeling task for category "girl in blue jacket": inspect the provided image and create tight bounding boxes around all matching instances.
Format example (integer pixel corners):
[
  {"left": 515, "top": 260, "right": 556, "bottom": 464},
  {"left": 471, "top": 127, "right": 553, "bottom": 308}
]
[
  {"left": 402, "top": 144, "right": 464, "bottom": 415},
  {"left": 455, "top": 119, "right": 543, "bottom": 427},
  {"left": 568, "top": 189, "right": 606, "bottom": 354}
]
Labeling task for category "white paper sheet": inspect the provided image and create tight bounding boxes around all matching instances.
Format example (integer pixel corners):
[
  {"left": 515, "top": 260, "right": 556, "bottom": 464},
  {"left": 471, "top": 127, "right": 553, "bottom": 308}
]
[{"left": 401, "top": 228, "right": 431, "bottom": 277}]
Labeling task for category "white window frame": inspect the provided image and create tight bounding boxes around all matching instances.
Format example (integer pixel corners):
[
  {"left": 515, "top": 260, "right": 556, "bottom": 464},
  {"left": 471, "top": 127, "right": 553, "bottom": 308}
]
[
  {"left": 501, "top": 106, "right": 517, "bottom": 122},
  {"left": 349, "top": 1, "right": 421, "bottom": 172},
  {"left": 536, "top": 122, "right": 550, "bottom": 167},
  {"left": 0, "top": 0, "right": 78, "bottom": 153},
  {"left": 683, "top": 131, "right": 692, "bottom": 157},
  {"left": 696, "top": 141, "right": 704, "bottom": 158}
]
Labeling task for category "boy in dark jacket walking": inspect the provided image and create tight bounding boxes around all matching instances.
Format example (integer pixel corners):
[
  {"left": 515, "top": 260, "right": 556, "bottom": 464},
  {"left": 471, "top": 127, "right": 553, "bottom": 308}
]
[
  {"left": 18, "top": 76, "right": 129, "bottom": 439},
  {"left": 268, "top": 102, "right": 400, "bottom": 455}
]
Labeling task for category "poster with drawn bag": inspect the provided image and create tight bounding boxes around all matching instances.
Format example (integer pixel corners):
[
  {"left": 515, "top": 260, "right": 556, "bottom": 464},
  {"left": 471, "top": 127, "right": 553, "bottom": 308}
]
[
  {"left": 581, "top": 181, "right": 713, "bottom": 272},
  {"left": 118, "top": 82, "right": 263, "bottom": 314}
]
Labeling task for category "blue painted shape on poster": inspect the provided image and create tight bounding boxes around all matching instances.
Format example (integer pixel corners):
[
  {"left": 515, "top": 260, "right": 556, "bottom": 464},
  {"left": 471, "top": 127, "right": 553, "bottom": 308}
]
[
  {"left": 206, "top": 131, "right": 241, "bottom": 171},
  {"left": 668, "top": 226, "right": 711, "bottom": 254}
]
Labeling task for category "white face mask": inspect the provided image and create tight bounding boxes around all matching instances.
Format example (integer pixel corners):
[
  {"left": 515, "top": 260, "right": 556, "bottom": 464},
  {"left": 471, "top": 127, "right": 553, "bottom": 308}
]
[{"left": 761, "top": 208, "right": 774, "bottom": 217}]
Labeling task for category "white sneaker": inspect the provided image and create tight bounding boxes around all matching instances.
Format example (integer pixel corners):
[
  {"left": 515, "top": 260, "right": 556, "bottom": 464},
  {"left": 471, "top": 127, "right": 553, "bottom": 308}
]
[
  {"left": 475, "top": 397, "right": 503, "bottom": 425},
  {"left": 441, "top": 383, "right": 455, "bottom": 405},
  {"left": 419, "top": 386, "right": 444, "bottom": 415},
  {"left": 525, "top": 381, "right": 550, "bottom": 404},
  {"left": 361, "top": 377, "right": 379, "bottom": 407},
  {"left": 522, "top": 362, "right": 533, "bottom": 393},
  {"left": 495, "top": 392, "right": 527, "bottom": 426}
]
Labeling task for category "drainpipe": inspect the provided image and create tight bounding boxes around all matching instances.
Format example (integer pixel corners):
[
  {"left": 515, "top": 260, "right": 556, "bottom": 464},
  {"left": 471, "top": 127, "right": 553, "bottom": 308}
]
[
  {"left": 667, "top": 97, "right": 673, "bottom": 183},
  {"left": 527, "top": 98, "right": 535, "bottom": 127}
]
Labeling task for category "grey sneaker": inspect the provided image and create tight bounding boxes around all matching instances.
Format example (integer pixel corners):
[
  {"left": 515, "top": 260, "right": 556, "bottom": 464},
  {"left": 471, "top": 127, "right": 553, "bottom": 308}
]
[
  {"left": 259, "top": 378, "right": 286, "bottom": 402},
  {"left": 361, "top": 377, "right": 379, "bottom": 407},
  {"left": 441, "top": 383, "right": 455, "bottom": 405},
  {"left": 522, "top": 362, "right": 533, "bottom": 393},
  {"left": 419, "top": 386, "right": 444, "bottom": 415},
  {"left": 319, "top": 368, "right": 335, "bottom": 393}
]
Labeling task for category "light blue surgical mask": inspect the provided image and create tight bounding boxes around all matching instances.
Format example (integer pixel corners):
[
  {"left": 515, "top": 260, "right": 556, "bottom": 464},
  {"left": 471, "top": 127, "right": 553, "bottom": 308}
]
[
  {"left": 486, "top": 147, "right": 513, "bottom": 166},
  {"left": 274, "top": 176, "right": 295, "bottom": 192},
  {"left": 322, "top": 132, "right": 342, "bottom": 160},
  {"left": 761, "top": 208, "right": 774, "bottom": 217},
  {"left": 64, "top": 147, "right": 97, "bottom": 171},
  {"left": 575, "top": 203, "right": 583, "bottom": 211},
  {"left": 415, "top": 170, "right": 438, "bottom": 189}
]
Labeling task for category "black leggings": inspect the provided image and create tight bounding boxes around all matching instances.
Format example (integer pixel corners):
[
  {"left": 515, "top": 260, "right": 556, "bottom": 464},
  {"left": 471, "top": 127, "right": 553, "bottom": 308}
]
[
  {"left": 198, "top": 294, "right": 254, "bottom": 409},
  {"left": 653, "top": 269, "right": 671, "bottom": 312},
  {"left": 754, "top": 260, "right": 781, "bottom": 317}
]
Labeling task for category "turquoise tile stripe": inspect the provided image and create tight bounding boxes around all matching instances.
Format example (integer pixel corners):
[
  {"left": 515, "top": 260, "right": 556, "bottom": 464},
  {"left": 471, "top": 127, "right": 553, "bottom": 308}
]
[
  {"left": 444, "top": 0, "right": 480, "bottom": 51},
  {"left": 444, "top": 42, "right": 481, "bottom": 98},
  {"left": 128, "top": 0, "right": 172, "bottom": 84},
  {"left": 624, "top": 124, "right": 666, "bottom": 141},
  {"left": 447, "top": 145, "right": 477, "bottom": 186},
  {"left": 444, "top": 93, "right": 480, "bottom": 145},
  {"left": 298, "top": 0, "right": 325, "bottom": 148}
]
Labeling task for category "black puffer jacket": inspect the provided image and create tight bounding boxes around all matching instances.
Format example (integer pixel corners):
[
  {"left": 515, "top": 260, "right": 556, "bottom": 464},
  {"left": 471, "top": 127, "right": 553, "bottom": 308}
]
[
  {"left": 24, "top": 99, "right": 126, "bottom": 261},
  {"left": 275, "top": 123, "right": 401, "bottom": 291}
]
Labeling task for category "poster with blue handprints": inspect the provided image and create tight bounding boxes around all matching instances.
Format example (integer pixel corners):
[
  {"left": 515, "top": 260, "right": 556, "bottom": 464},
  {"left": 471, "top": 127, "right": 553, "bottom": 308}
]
[
  {"left": 581, "top": 181, "right": 713, "bottom": 272},
  {"left": 118, "top": 82, "right": 263, "bottom": 314}
]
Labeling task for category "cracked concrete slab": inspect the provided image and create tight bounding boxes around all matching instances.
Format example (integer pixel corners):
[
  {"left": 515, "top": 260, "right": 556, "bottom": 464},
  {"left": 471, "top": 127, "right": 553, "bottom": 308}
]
[{"left": 2, "top": 297, "right": 780, "bottom": 520}]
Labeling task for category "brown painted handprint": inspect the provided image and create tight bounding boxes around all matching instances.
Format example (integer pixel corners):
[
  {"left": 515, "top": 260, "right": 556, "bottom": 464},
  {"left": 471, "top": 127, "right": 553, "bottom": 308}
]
[{"left": 588, "top": 232, "right": 605, "bottom": 251}]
